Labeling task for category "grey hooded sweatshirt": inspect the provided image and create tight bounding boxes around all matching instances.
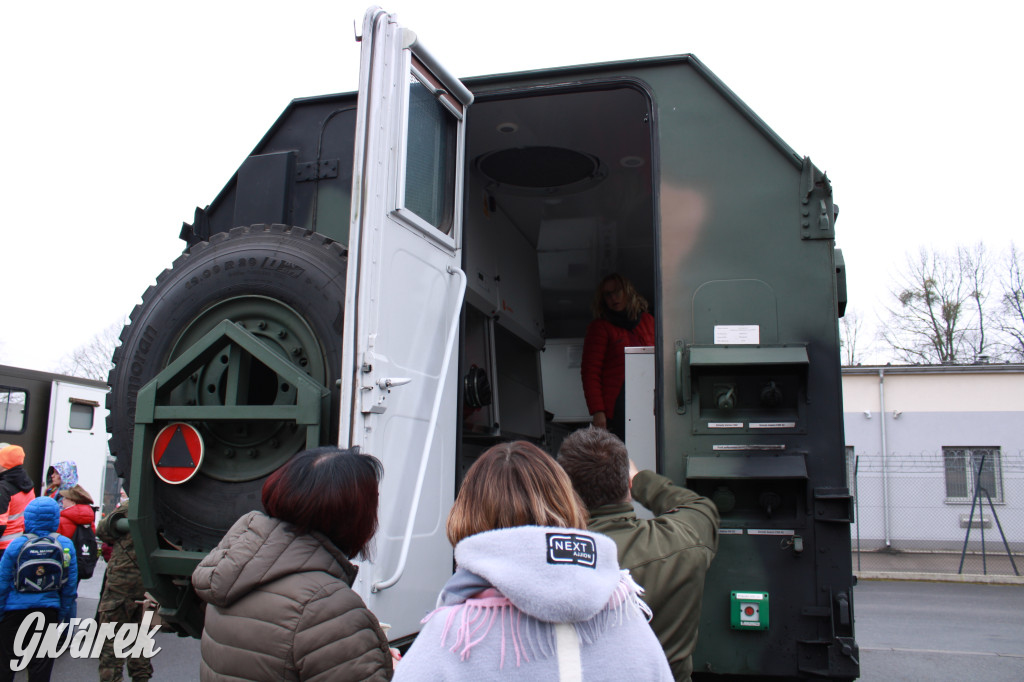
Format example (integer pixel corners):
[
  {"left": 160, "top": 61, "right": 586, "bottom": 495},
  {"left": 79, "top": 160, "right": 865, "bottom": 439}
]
[{"left": 394, "top": 525, "right": 672, "bottom": 681}]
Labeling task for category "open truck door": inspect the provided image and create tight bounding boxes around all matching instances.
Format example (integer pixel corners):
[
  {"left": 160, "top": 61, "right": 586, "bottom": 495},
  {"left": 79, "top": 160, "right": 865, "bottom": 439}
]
[{"left": 341, "top": 7, "right": 473, "bottom": 639}]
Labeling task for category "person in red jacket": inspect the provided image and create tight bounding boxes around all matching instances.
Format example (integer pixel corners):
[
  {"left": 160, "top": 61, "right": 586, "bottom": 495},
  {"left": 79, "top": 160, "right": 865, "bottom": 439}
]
[
  {"left": 581, "top": 273, "right": 655, "bottom": 441},
  {"left": 57, "top": 484, "right": 96, "bottom": 538},
  {"left": 58, "top": 484, "right": 96, "bottom": 587}
]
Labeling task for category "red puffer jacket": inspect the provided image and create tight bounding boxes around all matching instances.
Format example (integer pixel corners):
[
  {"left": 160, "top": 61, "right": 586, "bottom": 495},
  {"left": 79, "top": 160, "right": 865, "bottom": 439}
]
[
  {"left": 581, "top": 312, "right": 655, "bottom": 419},
  {"left": 58, "top": 503, "right": 96, "bottom": 539}
]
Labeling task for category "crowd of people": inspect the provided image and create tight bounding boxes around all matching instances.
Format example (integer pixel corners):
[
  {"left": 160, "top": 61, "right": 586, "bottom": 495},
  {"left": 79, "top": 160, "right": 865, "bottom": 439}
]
[
  {"left": 0, "top": 273, "right": 721, "bottom": 681},
  {"left": 190, "top": 423, "right": 717, "bottom": 681},
  {"left": 0, "top": 429, "right": 717, "bottom": 681},
  {"left": 0, "top": 443, "right": 145, "bottom": 682}
]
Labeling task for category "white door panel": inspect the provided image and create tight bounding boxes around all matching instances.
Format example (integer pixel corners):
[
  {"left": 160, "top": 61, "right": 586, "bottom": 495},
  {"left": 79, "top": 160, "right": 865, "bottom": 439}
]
[{"left": 341, "top": 6, "right": 472, "bottom": 640}]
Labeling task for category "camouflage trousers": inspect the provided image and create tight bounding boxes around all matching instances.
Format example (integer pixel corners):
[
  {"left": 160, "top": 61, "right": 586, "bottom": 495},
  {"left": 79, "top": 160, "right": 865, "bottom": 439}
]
[{"left": 98, "top": 601, "right": 153, "bottom": 682}]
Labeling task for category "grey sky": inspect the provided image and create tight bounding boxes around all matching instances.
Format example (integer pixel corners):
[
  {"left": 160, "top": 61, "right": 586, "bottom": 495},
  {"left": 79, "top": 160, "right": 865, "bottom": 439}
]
[{"left": 2, "top": 0, "right": 1020, "bottom": 371}]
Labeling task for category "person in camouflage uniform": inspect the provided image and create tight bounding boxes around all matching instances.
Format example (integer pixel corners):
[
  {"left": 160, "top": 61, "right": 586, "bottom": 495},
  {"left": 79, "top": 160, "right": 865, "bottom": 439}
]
[{"left": 96, "top": 501, "right": 153, "bottom": 682}]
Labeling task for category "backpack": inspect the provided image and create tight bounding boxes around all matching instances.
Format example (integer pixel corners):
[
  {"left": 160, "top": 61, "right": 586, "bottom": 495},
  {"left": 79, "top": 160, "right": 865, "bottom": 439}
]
[
  {"left": 71, "top": 524, "right": 99, "bottom": 580},
  {"left": 14, "top": 533, "right": 69, "bottom": 593}
]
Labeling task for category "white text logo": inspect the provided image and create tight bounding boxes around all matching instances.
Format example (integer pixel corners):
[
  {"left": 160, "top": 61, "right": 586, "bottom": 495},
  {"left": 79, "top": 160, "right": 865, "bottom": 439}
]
[{"left": 11, "top": 611, "right": 162, "bottom": 671}]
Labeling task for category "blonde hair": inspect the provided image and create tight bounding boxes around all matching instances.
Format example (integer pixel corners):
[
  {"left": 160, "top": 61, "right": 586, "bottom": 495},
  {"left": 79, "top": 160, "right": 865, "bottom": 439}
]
[
  {"left": 447, "top": 441, "right": 589, "bottom": 546},
  {"left": 591, "top": 273, "right": 649, "bottom": 320}
]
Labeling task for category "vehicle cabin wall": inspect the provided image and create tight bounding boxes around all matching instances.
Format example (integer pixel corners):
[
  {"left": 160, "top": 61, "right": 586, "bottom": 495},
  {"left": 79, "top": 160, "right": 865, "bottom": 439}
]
[
  {"left": 196, "top": 95, "right": 359, "bottom": 248},
  {"left": 640, "top": 64, "right": 843, "bottom": 487},
  {"left": 462, "top": 170, "right": 546, "bottom": 440},
  {"left": 0, "top": 367, "right": 51, "bottom": 488}
]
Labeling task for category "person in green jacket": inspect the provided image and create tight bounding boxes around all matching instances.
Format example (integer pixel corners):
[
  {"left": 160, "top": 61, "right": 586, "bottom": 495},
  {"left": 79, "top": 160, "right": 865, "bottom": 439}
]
[
  {"left": 558, "top": 426, "right": 719, "bottom": 682},
  {"left": 97, "top": 500, "right": 153, "bottom": 682}
]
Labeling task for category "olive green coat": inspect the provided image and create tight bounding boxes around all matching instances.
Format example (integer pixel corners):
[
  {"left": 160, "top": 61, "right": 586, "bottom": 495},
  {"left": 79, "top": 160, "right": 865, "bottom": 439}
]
[{"left": 587, "top": 471, "right": 719, "bottom": 682}]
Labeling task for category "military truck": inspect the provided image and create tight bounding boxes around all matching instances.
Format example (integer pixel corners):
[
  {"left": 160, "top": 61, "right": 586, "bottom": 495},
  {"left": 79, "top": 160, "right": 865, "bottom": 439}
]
[{"left": 106, "top": 7, "right": 857, "bottom": 679}]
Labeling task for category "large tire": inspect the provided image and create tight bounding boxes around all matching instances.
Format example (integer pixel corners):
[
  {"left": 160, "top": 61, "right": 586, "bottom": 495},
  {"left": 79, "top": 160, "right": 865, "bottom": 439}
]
[{"left": 106, "top": 225, "right": 347, "bottom": 550}]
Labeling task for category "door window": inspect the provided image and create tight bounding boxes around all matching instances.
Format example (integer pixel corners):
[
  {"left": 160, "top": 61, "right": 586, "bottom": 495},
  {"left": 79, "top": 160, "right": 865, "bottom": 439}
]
[{"left": 393, "top": 60, "right": 462, "bottom": 242}]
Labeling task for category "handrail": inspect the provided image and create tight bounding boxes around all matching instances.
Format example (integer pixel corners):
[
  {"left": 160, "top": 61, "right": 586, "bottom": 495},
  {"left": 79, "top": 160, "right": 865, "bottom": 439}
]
[{"left": 372, "top": 265, "right": 466, "bottom": 592}]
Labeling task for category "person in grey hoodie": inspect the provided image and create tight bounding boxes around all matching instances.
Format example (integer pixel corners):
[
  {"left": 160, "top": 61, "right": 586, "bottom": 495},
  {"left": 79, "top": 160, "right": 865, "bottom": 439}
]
[{"left": 393, "top": 441, "right": 672, "bottom": 681}]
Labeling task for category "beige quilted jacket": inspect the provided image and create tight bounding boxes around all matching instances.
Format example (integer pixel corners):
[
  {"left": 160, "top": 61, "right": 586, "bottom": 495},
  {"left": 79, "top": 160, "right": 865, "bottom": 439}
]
[{"left": 192, "top": 511, "right": 393, "bottom": 681}]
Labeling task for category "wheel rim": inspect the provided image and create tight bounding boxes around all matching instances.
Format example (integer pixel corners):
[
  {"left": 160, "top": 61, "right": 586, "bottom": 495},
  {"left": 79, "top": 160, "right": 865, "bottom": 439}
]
[{"left": 166, "top": 295, "right": 328, "bottom": 482}]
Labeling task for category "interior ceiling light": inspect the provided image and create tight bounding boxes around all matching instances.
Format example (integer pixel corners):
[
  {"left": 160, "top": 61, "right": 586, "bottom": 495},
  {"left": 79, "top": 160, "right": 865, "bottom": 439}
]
[
  {"left": 496, "top": 122, "right": 519, "bottom": 133},
  {"left": 477, "top": 146, "right": 606, "bottom": 195},
  {"left": 620, "top": 155, "right": 645, "bottom": 168}
]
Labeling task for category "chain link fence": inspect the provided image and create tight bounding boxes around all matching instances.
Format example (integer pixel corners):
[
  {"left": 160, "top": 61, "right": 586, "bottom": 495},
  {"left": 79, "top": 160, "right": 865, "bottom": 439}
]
[{"left": 850, "top": 449, "right": 1024, "bottom": 577}]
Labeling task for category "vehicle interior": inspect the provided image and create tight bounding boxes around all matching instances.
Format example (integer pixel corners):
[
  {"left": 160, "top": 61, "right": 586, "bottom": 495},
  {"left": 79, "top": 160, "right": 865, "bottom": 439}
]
[{"left": 456, "top": 83, "right": 657, "bottom": 472}]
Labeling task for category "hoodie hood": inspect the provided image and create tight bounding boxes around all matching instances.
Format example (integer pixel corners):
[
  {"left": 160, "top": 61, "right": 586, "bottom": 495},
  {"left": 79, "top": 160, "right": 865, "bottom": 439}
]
[
  {"left": 0, "top": 466, "right": 36, "bottom": 495},
  {"left": 444, "top": 526, "right": 622, "bottom": 623},
  {"left": 24, "top": 497, "right": 61, "bottom": 535},
  {"left": 49, "top": 461, "right": 78, "bottom": 489},
  {"left": 192, "top": 510, "right": 357, "bottom": 609}
]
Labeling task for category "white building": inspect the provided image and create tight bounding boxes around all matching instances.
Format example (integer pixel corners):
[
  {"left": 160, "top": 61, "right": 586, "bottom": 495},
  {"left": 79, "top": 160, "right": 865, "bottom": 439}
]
[{"left": 842, "top": 364, "right": 1024, "bottom": 555}]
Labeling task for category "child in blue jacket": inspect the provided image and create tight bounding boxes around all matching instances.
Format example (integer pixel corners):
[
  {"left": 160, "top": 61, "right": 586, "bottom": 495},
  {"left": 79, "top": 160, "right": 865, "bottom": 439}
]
[{"left": 0, "top": 496, "right": 78, "bottom": 681}]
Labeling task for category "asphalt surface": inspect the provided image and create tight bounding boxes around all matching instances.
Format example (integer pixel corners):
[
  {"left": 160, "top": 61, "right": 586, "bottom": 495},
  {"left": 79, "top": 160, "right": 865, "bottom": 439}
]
[
  {"left": 855, "top": 579, "right": 1024, "bottom": 681},
  {"left": 44, "top": 562, "right": 202, "bottom": 682},
  {"left": 28, "top": 569, "right": 1024, "bottom": 681}
]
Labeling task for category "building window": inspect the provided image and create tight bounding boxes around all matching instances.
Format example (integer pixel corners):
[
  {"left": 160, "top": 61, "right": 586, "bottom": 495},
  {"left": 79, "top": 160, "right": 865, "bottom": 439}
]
[
  {"left": 0, "top": 387, "right": 27, "bottom": 433},
  {"left": 943, "top": 447, "right": 1003, "bottom": 504}
]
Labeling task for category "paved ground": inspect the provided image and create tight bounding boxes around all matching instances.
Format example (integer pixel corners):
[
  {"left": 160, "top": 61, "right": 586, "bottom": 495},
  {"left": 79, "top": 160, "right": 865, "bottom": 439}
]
[
  {"left": 854, "top": 550, "right": 1023, "bottom": 583},
  {"left": 856, "top": 579, "right": 1024, "bottom": 681},
  {"left": 44, "top": 561, "right": 202, "bottom": 682}
]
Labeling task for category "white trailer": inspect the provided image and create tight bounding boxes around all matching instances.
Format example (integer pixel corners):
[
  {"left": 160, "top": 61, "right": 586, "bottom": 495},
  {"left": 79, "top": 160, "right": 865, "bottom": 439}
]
[{"left": 1, "top": 365, "right": 111, "bottom": 509}]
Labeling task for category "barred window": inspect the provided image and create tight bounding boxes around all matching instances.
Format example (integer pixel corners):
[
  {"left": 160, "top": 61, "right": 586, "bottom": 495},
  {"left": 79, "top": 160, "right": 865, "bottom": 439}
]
[{"left": 943, "top": 447, "right": 1003, "bottom": 504}]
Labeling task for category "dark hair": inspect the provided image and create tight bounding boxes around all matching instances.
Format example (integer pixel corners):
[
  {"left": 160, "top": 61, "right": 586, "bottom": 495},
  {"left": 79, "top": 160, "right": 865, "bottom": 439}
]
[
  {"left": 557, "top": 426, "right": 630, "bottom": 509},
  {"left": 261, "top": 446, "right": 383, "bottom": 559},
  {"left": 447, "top": 441, "right": 588, "bottom": 546}
]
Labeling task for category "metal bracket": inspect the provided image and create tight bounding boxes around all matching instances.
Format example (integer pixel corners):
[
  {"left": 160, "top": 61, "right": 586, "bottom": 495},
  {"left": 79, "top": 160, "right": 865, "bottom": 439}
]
[
  {"left": 296, "top": 159, "right": 341, "bottom": 183},
  {"left": 813, "top": 487, "right": 854, "bottom": 523},
  {"left": 799, "top": 156, "right": 835, "bottom": 240}
]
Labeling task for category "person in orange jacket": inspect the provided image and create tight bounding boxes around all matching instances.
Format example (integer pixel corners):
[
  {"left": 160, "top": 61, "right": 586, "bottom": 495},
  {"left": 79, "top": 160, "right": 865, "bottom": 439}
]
[{"left": 0, "top": 444, "right": 36, "bottom": 560}]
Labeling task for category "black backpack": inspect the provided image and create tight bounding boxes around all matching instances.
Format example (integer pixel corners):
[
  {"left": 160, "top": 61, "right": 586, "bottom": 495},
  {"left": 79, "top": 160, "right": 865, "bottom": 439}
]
[
  {"left": 14, "top": 533, "right": 68, "bottom": 593},
  {"left": 71, "top": 523, "right": 99, "bottom": 580}
]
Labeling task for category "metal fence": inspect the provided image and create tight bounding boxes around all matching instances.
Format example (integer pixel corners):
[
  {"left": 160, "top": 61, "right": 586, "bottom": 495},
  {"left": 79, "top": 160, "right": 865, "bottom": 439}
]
[{"left": 849, "top": 449, "right": 1024, "bottom": 577}]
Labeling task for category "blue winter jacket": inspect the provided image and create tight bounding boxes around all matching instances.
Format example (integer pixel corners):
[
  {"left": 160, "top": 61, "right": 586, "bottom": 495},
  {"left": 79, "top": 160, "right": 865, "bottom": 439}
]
[{"left": 0, "top": 497, "right": 78, "bottom": 620}]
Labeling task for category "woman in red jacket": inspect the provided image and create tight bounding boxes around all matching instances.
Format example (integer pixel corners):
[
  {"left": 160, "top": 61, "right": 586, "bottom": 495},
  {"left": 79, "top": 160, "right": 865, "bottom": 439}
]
[
  {"left": 58, "top": 485, "right": 96, "bottom": 586},
  {"left": 57, "top": 484, "right": 96, "bottom": 539},
  {"left": 581, "top": 273, "right": 655, "bottom": 440}
]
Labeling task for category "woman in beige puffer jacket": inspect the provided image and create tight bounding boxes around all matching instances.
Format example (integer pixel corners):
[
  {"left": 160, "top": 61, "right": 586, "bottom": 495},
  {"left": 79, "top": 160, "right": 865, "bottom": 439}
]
[{"left": 192, "top": 446, "right": 393, "bottom": 681}]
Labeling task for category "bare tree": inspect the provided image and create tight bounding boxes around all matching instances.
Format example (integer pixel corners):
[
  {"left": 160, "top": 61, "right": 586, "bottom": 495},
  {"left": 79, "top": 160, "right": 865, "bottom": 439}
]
[
  {"left": 55, "top": 319, "right": 125, "bottom": 381},
  {"left": 996, "top": 243, "right": 1024, "bottom": 361},
  {"left": 839, "top": 308, "right": 864, "bottom": 366},
  {"left": 878, "top": 246, "right": 993, "bottom": 364},
  {"left": 961, "top": 243, "right": 994, "bottom": 361}
]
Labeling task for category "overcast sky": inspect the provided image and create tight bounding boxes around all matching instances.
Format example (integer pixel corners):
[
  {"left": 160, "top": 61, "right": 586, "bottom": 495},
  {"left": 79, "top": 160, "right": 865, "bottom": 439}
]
[{"left": 2, "top": 0, "right": 1021, "bottom": 372}]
